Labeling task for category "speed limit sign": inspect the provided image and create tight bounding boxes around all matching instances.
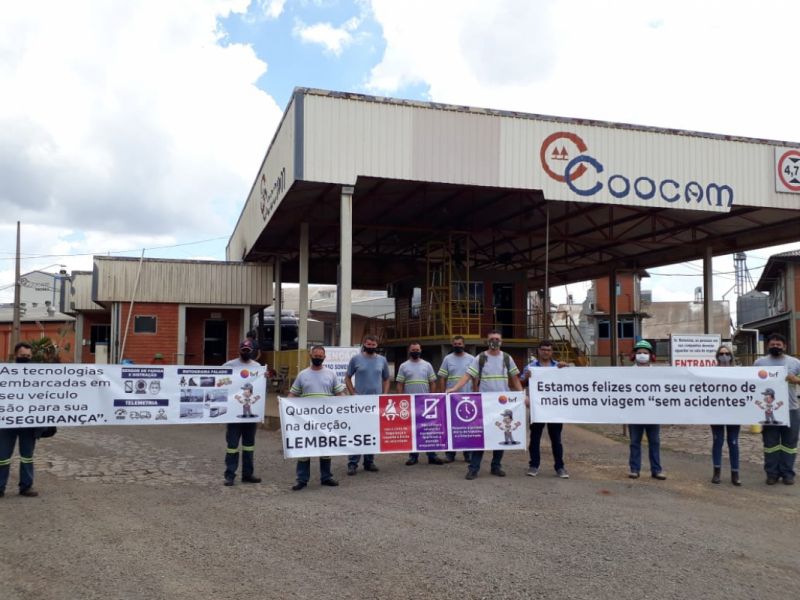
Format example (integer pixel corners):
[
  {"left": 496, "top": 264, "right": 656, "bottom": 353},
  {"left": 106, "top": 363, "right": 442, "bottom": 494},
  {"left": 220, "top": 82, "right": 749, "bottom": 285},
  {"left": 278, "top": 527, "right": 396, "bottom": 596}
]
[{"left": 776, "top": 148, "right": 800, "bottom": 193}]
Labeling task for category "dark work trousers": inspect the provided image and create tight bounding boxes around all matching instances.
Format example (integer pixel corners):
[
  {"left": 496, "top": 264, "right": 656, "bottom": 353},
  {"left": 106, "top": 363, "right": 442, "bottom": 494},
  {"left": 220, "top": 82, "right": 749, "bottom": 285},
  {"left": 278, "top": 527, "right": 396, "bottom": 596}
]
[
  {"left": 296, "top": 457, "right": 333, "bottom": 483},
  {"left": 0, "top": 427, "right": 37, "bottom": 492},
  {"left": 225, "top": 422, "right": 257, "bottom": 481},
  {"left": 528, "top": 422, "right": 565, "bottom": 471},
  {"left": 762, "top": 409, "right": 799, "bottom": 479},
  {"left": 628, "top": 424, "right": 662, "bottom": 475},
  {"left": 468, "top": 450, "right": 503, "bottom": 473},
  {"left": 710, "top": 425, "right": 741, "bottom": 471}
]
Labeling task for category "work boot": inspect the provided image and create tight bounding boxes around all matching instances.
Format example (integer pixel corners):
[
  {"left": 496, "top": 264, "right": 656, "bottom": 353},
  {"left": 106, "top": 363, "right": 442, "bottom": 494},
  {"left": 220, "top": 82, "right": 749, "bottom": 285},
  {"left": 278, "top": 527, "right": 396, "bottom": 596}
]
[
  {"left": 491, "top": 467, "right": 506, "bottom": 477},
  {"left": 347, "top": 464, "right": 358, "bottom": 476},
  {"left": 363, "top": 463, "right": 379, "bottom": 472},
  {"left": 291, "top": 481, "right": 307, "bottom": 491},
  {"left": 428, "top": 457, "right": 445, "bottom": 465},
  {"left": 711, "top": 467, "right": 721, "bottom": 484},
  {"left": 321, "top": 478, "right": 339, "bottom": 487},
  {"left": 465, "top": 470, "right": 478, "bottom": 480},
  {"left": 242, "top": 475, "right": 261, "bottom": 484},
  {"left": 19, "top": 488, "right": 39, "bottom": 497},
  {"left": 223, "top": 478, "right": 235, "bottom": 487},
  {"left": 731, "top": 471, "right": 741, "bottom": 486}
]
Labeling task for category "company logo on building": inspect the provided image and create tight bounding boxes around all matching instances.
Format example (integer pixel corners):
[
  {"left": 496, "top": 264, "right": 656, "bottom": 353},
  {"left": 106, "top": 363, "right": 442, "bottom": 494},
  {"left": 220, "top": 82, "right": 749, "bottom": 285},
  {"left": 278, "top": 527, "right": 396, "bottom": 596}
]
[
  {"left": 259, "top": 167, "right": 286, "bottom": 221},
  {"left": 540, "top": 131, "right": 734, "bottom": 208}
]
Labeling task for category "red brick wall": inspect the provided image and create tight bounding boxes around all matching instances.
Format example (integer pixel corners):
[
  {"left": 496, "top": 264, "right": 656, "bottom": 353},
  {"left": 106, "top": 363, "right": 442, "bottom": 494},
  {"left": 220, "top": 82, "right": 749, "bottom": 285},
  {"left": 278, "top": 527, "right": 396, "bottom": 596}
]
[
  {"left": 118, "top": 302, "right": 179, "bottom": 365},
  {"left": 0, "top": 321, "right": 76, "bottom": 362},
  {"left": 184, "top": 307, "right": 243, "bottom": 365},
  {"left": 595, "top": 273, "right": 636, "bottom": 313}
]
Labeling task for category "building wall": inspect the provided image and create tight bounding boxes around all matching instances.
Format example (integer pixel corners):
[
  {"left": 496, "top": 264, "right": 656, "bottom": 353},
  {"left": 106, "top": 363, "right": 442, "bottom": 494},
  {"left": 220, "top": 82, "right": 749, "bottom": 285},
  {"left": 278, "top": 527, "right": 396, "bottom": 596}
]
[
  {"left": 595, "top": 274, "right": 638, "bottom": 313},
  {"left": 184, "top": 307, "right": 243, "bottom": 365},
  {"left": 117, "top": 302, "right": 179, "bottom": 365},
  {"left": 0, "top": 321, "right": 75, "bottom": 362},
  {"left": 78, "top": 312, "right": 112, "bottom": 364}
]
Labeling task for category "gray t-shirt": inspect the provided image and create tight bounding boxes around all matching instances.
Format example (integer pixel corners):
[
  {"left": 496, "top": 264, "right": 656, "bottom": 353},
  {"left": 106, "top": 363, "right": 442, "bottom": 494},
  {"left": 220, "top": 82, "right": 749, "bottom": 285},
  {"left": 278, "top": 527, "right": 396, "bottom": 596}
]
[
  {"left": 438, "top": 352, "right": 474, "bottom": 393},
  {"left": 346, "top": 353, "right": 390, "bottom": 395},
  {"left": 466, "top": 352, "right": 520, "bottom": 393},
  {"left": 753, "top": 354, "right": 800, "bottom": 410},
  {"left": 222, "top": 357, "right": 264, "bottom": 370},
  {"left": 290, "top": 367, "right": 345, "bottom": 397},
  {"left": 396, "top": 359, "right": 436, "bottom": 394}
]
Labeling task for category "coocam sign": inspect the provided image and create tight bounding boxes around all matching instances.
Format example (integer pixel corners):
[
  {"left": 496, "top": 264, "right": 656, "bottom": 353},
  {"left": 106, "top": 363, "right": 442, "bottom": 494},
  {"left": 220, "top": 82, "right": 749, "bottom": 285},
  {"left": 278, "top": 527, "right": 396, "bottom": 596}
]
[
  {"left": 260, "top": 167, "right": 286, "bottom": 221},
  {"left": 540, "top": 132, "right": 734, "bottom": 209}
]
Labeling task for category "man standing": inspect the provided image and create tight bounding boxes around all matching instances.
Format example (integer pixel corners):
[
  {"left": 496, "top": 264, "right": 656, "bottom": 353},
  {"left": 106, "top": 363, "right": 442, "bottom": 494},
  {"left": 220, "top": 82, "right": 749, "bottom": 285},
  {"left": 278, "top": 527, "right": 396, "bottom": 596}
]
[
  {"left": 449, "top": 330, "right": 523, "bottom": 480},
  {"left": 520, "top": 341, "right": 569, "bottom": 479},
  {"left": 289, "top": 346, "right": 346, "bottom": 490},
  {"left": 437, "top": 335, "right": 474, "bottom": 463},
  {"left": 222, "top": 339, "right": 263, "bottom": 487},
  {"left": 753, "top": 333, "right": 800, "bottom": 485},
  {"left": 397, "top": 342, "right": 444, "bottom": 466},
  {"left": 345, "top": 334, "right": 390, "bottom": 475},
  {"left": 0, "top": 342, "right": 40, "bottom": 498}
]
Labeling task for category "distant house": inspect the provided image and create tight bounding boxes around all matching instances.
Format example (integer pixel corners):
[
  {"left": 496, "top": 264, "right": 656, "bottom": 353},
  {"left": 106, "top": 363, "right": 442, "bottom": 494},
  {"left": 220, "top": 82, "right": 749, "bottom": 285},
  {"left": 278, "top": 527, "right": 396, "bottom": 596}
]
[{"left": 737, "top": 250, "right": 800, "bottom": 355}]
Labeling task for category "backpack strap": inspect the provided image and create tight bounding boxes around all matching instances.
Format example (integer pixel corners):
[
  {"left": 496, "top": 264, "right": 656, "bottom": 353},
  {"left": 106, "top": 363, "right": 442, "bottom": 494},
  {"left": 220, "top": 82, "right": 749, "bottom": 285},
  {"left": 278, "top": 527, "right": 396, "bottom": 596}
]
[{"left": 477, "top": 351, "right": 488, "bottom": 386}]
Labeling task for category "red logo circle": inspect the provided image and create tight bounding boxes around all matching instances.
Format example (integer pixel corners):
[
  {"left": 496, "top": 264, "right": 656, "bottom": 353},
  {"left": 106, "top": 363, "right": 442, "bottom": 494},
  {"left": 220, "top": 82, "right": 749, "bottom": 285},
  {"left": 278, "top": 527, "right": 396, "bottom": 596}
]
[
  {"left": 240, "top": 369, "right": 250, "bottom": 378},
  {"left": 758, "top": 369, "right": 768, "bottom": 379},
  {"left": 498, "top": 395, "right": 508, "bottom": 404},
  {"left": 777, "top": 149, "right": 800, "bottom": 192},
  {"left": 540, "top": 131, "right": 589, "bottom": 182}
]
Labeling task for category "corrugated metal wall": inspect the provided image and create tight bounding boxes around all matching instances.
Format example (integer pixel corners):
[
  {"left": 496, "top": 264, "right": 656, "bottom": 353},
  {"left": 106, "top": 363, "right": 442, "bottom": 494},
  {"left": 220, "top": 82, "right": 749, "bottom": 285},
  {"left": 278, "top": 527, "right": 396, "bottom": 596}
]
[
  {"left": 64, "top": 271, "right": 104, "bottom": 312},
  {"left": 94, "top": 258, "right": 272, "bottom": 306}
]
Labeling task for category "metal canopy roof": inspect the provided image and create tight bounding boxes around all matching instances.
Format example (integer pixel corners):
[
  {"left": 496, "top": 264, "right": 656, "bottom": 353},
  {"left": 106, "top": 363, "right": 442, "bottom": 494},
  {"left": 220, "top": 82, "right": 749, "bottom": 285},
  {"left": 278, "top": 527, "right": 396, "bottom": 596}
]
[
  {"left": 231, "top": 88, "right": 800, "bottom": 290},
  {"left": 244, "top": 176, "right": 800, "bottom": 289}
]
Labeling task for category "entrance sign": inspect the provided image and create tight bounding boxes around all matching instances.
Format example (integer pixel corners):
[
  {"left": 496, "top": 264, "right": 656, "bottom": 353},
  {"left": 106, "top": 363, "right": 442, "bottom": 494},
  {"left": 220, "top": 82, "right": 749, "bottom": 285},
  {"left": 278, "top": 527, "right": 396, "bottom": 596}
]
[
  {"left": 0, "top": 364, "right": 267, "bottom": 428},
  {"left": 530, "top": 366, "right": 789, "bottom": 425},
  {"left": 322, "top": 346, "right": 361, "bottom": 385},
  {"left": 279, "top": 392, "right": 527, "bottom": 458},
  {"left": 670, "top": 334, "right": 722, "bottom": 366}
]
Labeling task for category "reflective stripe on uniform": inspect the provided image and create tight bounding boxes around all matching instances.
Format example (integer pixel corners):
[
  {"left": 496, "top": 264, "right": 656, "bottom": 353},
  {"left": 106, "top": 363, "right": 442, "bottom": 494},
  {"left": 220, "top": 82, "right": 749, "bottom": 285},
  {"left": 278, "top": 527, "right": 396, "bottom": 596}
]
[
  {"left": 0, "top": 458, "right": 11, "bottom": 466},
  {"left": 19, "top": 456, "right": 34, "bottom": 464},
  {"left": 764, "top": 445, "right": 782, "bottom": 453},
  {"left": 781, "top": 445, "right": 798, "bottom": 454},
  {"left": 226, "top": 447, "right": 239, "bottom": 454},
  {"left": 241, "top": 445, "right": 255, "bottom": 452}
]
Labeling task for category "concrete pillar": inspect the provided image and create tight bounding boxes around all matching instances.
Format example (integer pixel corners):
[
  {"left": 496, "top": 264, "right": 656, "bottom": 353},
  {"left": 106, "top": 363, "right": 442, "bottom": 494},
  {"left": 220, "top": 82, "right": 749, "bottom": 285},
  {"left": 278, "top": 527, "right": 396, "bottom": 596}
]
[
  {"left": 274, "top": 258, "right": 282, "bottom": 352},
  {"left": 703, "top": 246, "right": 713, "bottom": 334},
  {"left": 298, "top": 222, "right": 309, "bottom": 372},
  {"left": 339, "top": 185, "right": 354, "bottom": 346},
  {"left": 609, "top": 269, "right": 618, "bottom": 366},
  {"left": 74, "top": 314, "right": 84, "bottom": 363},
  {"left": 176, "top": 304, "right": 186, "bottom": 365}
]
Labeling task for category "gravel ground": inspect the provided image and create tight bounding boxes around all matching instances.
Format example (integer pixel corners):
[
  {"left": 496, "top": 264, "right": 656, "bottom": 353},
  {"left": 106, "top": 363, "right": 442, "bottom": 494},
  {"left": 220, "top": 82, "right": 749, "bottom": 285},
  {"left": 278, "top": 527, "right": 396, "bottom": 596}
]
[{"left": 0, "top": 422, "right": 798, "bottom": 600}]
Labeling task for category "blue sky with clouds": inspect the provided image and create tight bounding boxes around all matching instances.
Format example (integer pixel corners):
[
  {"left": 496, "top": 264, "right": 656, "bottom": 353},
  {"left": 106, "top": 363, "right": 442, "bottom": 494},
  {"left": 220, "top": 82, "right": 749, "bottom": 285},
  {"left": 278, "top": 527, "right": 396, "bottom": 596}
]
[{"left": 2, "top": 0, "right": 800, "bottom": 306}]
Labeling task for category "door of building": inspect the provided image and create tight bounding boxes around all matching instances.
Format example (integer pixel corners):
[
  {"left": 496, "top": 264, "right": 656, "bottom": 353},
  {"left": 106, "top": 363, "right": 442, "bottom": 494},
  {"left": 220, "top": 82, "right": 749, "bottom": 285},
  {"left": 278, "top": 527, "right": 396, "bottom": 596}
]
[{"left": 204, "top": 320, "right": 228, "bottom": 365}]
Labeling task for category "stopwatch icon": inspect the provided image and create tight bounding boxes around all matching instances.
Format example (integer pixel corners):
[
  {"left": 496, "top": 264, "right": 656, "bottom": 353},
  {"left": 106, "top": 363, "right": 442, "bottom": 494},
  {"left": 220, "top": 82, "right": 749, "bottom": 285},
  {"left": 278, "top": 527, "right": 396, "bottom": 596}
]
[{"left": 455, "top": 398, "right": 479, "bottom": 423}]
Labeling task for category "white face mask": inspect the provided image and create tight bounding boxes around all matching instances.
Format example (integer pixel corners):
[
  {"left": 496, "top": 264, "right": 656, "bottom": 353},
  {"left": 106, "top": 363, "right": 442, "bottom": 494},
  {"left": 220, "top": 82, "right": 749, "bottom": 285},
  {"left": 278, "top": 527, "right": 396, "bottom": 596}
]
[{"left": 635, "top": 352, "right": 650, "bottom": 364}]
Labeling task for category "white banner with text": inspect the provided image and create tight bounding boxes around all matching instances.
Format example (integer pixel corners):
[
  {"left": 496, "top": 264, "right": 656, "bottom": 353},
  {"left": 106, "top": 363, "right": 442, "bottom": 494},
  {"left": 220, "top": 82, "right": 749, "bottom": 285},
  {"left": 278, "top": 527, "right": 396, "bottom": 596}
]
[
  {"left": 279, "top": 391, "right": 528, "bottom": 458},
  {"left": 530, "top": 366, "right": 790, "bottom": 424},
  {"left": 0, "top": 363, "right": 267, "bottom": 428}
]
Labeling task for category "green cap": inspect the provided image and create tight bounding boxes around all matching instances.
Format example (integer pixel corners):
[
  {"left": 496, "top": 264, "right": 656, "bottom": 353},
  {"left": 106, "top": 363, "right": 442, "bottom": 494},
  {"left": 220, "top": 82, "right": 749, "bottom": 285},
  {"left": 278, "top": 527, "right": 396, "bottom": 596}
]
[{"left": 633, "top": 340, "right": 653, "bottom": 352}]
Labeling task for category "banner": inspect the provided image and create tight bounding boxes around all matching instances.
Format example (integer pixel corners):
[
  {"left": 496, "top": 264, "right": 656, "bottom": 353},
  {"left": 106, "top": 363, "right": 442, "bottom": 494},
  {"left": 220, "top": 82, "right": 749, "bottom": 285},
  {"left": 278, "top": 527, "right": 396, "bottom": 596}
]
[
  {"left": 322, "top": 346, "right": 361, "bottom": 385},
  {"left": 530, "top": 366, "right": 790, "bottom": 424},
  {"left": 279, "top": 391, "right": 528, "bottom": 458},
  {"left": 670, "top": 334, "right": 721, "bottom": 366},
  {"left": 0, "top": 363, "right": 267, "bottom": 428}
]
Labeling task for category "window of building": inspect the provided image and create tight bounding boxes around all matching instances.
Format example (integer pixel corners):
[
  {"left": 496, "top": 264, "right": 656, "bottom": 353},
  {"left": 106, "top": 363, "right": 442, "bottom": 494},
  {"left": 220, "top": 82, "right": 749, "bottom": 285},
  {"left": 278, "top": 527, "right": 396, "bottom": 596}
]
[
  {"left": 451, "top": 281, "right": 484, "bottom": 315},
  {"left": 90, "top": 324, "right": 111, "bottom": 353},
  {"left": 134, "top": 315, "right": 157, "bottom": 334},
  {"left": 597, "top": 318, "right": 635, "bottom": 339},
  {"left": 411, "top": 287, "right": 422, "bottom": 318}
]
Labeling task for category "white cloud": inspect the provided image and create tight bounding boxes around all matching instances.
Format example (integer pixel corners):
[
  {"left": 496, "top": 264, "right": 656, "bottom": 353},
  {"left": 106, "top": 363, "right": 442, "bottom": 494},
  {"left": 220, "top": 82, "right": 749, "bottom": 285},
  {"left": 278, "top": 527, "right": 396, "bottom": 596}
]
[
  {"left": 0, "top": 0, "right": 282, "bottom": 277},
  {"left": 258, "top": 0, "right": 286, "bottom": 19},
  {"left": 294, "top": 16, "right": 361, "bottom": 56}
]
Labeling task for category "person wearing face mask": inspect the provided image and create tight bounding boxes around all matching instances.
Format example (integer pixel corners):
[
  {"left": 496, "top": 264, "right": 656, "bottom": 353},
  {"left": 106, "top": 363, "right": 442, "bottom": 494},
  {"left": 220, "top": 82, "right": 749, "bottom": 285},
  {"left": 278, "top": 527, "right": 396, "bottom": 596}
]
[
  {"left": 396, "top": 342, "right": 444, "bottom": 466},
  {"left": 437, "top": 335, "right": 474, "bottom": 463},
  {"left": 708, "top": 345, "right": 741, "bottom": 486},
  {"left": 448, "top": 330, "right": 523, "bottom": 480},
  {"left": 221, "top": 339, "right": 264, "bottom": 487},
  {"left": 289, "top": 346, "right": 347, "bottom": 490},
  {"left": 345, "top": 335, "right": 390, "bottom": 475},
  {"left": 627, "top": 340, "right": 666, "bottom": 480},
  {"left": 0, "top": 342, "right": 40, "bottom": 498},
  {"left": 753, "top": 332, "right": 800, "bottom": 485}
]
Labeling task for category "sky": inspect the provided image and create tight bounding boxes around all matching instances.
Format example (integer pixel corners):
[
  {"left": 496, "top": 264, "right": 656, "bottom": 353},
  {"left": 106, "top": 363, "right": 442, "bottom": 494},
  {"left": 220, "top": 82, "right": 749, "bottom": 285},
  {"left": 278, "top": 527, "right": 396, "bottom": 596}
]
[{"left": 2, "top": 0, "right": 799, "bottom": 310}]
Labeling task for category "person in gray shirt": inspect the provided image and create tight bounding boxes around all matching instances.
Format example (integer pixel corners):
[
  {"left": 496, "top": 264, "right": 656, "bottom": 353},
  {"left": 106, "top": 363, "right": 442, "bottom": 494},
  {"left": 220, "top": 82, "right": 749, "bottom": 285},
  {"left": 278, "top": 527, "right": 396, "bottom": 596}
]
[
  {"left": 288, "top": 346, "right": 346, "bottom": 491},
  {"left": 346, "top": 335, "right": 390, "bottom": 475},
  {"left": 437, "top": 335, "right": 474, "bottom": 463},
  {"left": 397, "top": 342, "right": 444, "bottom": 466},
  {"left": 753, "top": 332, "right": 800, "bottom": 485}
]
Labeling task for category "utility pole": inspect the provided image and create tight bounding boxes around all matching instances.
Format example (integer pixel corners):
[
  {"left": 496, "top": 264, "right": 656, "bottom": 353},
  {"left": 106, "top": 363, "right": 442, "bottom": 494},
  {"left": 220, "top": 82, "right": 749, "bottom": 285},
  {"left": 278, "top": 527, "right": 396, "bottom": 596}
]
[{"left": 11, "top": 221, "right": 21, "bottom": 352}]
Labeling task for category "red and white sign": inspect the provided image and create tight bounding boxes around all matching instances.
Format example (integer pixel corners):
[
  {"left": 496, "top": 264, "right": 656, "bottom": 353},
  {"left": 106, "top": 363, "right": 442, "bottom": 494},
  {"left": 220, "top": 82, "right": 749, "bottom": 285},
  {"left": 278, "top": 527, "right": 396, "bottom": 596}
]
[{"left": 776, "top": 148, "right": 800, "bottom": 193}]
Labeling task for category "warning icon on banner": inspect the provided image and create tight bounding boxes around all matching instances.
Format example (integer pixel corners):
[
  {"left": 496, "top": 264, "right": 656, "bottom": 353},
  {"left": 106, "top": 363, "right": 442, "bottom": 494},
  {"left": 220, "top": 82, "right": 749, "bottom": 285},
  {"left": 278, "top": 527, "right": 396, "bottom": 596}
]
[{"left": 776, "top": 148, "right": 800, "bottom": 193}]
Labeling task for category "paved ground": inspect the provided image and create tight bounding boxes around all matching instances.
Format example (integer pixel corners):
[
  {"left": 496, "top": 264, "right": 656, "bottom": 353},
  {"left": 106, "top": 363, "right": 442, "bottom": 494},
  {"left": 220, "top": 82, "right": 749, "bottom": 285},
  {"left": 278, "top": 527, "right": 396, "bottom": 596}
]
[{"left": 1, "top": 421, "right": 798, "bottom": 600}]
